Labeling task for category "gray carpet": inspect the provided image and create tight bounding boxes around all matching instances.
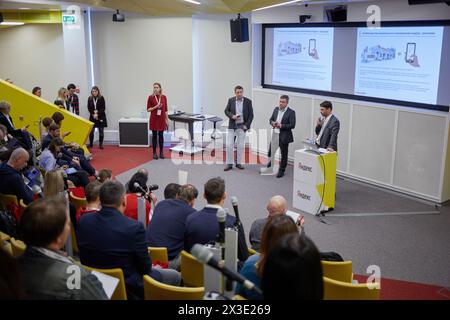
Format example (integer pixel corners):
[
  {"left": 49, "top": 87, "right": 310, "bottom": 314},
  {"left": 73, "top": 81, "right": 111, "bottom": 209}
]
[{"left": 117, "top": 159, "right": 450, "bottom": 287}]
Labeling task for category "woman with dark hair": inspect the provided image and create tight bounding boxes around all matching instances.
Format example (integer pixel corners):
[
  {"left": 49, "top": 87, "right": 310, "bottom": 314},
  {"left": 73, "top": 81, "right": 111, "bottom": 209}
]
[
  {"left": 87, "top": 86, "right": 108, "bottom": 149},
  {"left": 146, "top": 82, "right": 168, "bottom": 160},
  {"left": 261, "top": 233, "right": 323, "bottom": 300},
  {"left": 235, "top": 215, "right": 298, "bottom": 300},
  {"left": 51, "top": 111, "right": 65, "bottom": 127},
  {"left": 124, "top": 172, "right": 154, "bottom": 226}
]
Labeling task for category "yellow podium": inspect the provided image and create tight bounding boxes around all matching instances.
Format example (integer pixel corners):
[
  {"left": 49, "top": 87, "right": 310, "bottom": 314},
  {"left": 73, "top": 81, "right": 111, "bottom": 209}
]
[{"left": 293, "top": 148, "right": 337, "bottom": 215}]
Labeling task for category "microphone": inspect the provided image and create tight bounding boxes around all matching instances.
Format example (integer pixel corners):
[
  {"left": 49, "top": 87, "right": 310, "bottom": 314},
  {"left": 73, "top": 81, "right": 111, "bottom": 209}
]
[
  {"left": 230, "top": 196, "right": 241, "bottom": 228},
  {"left": 216, "top": 208, "right": 226, "bottom": 247},
  {"left": 133, "top": 182, "right": 148, "bottom": 195},
  {"left": 192, "top": 244, "right": 263, "bottom": 295}
]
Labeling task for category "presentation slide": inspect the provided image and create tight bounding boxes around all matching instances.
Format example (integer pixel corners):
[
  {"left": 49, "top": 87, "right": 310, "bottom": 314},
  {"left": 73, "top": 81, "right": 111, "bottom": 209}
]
[
  {"left": 272, "top": 28, "right": 334, "bottom": 91},
  {"left": 354, "top": 27, "right": 444, "bottom": 105}
]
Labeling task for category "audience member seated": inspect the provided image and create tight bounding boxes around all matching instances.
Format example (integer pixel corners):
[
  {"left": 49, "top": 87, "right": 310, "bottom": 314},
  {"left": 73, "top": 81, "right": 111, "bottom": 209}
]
[
  {"left": 124, "top": 172, "right": 154, "bottom": 226},
  {"left": 0, "top": 148, "right": 34, "bottom": 204},
  {"left": 261, "top": 233, "right": 323, "bottom": 300},
  {"left": 0, "top": 100, "right": 33, "bottom": 150},
  {"left": 39, "top": 137, "right": 89, "bottom": 188},
  {"left": 51, "top": 111, "right": 65, "bottom": 127},
  {"left": 97, "top": 168, "right": 112, "bottom": 183},
  {"left": 236, "top": 215, "right": 298, "bottom": 300},
  {"left": 77, "top": 181, "right": 181, "bottom": 300},
  {"left": 0, "top": 247, "right": 23, "bottom": 299},
  {"left": 164, "top": 183, "right": 181, "bottom": 199},
  {"left": 146, "top": 184, "right": 198, "bottom": 270},
  {"left": 18, "top": 197, "right": 107, "bottom": 299},
  {"left": 76, "top": 181, "right": 102, "bottom": 222},
  {"left": 43, "top": 169, "right": 77, "bottom": 230},
  {"left": 184, "top": 177, "right": 249, "bottom": 263}
]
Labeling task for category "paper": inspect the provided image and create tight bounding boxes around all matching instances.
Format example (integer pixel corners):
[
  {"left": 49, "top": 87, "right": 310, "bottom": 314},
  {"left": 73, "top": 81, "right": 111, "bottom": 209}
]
[
  {"left": 178, "top": 170, "right": 188, "bottom": 185},
  {"left": 286, "top": 210, "right": 300, "bottom": 223},
  {"left": 91, "top": 270, "right": 119, "bottom": 300}
]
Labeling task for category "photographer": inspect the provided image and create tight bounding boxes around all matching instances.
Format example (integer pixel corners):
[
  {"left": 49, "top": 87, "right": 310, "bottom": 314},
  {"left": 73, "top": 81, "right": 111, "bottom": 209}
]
[{"left": 124, "top": 172, "right": 157, "bottom": 226}]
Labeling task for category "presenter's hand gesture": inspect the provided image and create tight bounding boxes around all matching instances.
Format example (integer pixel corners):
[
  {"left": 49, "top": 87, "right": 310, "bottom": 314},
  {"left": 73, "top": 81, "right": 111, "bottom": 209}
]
[
  {"left": 317, "top": 117, "right": 323, "bottom": 126},
  {"left": 232, "top": 115, "right": 238, "bottom": 120}
]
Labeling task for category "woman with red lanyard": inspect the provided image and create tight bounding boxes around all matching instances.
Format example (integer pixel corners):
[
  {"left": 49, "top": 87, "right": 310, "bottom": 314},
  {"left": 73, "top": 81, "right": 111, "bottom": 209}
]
[{"left": 147, "top": 82, "right": 168, "bottom": 159}]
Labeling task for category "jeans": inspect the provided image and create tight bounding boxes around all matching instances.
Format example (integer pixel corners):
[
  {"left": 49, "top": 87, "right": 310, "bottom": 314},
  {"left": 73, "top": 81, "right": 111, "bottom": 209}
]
[{"left": 226, "top": 127, "right": 246, "bottom": 165}]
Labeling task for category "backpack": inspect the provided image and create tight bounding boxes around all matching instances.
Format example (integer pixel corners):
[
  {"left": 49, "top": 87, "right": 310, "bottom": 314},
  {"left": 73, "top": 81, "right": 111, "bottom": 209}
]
[{"left": 0, "top": 209, "right": 19, "bottom": 239}]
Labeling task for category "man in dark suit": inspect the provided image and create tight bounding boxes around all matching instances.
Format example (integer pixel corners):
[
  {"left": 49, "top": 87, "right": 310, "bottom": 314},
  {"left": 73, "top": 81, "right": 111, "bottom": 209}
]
[
  {"left": 315, "top": 101, "right": 340, "bottom": 152},
  {"left": 184, "top": 177, "right": 249, "bottom": 263},
  {"left": 224, "top": 86, "right": 254, "bottom": 171},
  {"left": 77, "top": 180, "right": 181, "bottom": 300},
  {"left": 146, "top": 184, "right": 198, "bottom": 270},
  {"left": 0, "top": 100, "right": 32, "bottom": 150},
  {"left": 267, "top": 95, "right": 296, "bottom": 178}
]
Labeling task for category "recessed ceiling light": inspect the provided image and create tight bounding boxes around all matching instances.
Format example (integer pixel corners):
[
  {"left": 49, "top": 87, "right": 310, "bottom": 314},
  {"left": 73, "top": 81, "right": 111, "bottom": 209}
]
[
  {"left": 253, "top": 0, "right": 302, "bottom": 12},
  {"left": 18, "top": 8, "right": 31, "bottom": 10},
  {"left": 1, "top": 22, "right": 26, "bottom": 26},
  {"left": 184, "top": 0, "right": 201, "bottom": 4}
]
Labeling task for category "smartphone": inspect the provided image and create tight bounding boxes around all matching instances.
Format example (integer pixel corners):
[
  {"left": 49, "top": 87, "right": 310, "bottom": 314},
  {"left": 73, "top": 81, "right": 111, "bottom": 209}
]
[
  {"left": 405, "top": 42, "right": 416, "bottom": 63},
  {"left": 65, "top": 167, "right": 77, "bottom": 175},
  {"left": 309, "top": 39, "right": 316, "bottom": 56}
]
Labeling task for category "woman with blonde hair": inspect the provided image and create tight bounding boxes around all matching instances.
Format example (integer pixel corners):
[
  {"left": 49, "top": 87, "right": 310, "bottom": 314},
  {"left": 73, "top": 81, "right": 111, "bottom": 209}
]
[
  {"left": 146, "top": 82, "right": 169, "bottom": 160},
  {"left": 55, "top": 87, "right": 69, "bottom": 111},
  {"left": 43, "top": 169, "right": 66, "bottom": 198}
]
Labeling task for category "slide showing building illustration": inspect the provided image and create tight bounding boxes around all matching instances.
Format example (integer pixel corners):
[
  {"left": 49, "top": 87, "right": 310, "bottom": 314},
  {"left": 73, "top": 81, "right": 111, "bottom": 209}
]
[
  {"left": 354, "top": 26, "right": 443, "bottom": 105},
  {"left": 272, "top": 28, "right": 334, "bottom": 91}
]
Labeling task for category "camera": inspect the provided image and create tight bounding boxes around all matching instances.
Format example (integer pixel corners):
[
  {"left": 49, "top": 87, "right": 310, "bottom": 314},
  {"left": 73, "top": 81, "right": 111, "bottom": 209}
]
[
  {"left": 148, "top": 184, "right": 159, "bottom": 192},
  {"left": 299, "top": 15, "right": 311, "bottom": 24}
]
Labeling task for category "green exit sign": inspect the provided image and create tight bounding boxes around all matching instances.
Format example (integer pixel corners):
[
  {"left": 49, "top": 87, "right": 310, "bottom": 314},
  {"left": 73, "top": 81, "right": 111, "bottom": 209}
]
[{"left": 62, "top": 15, "right": 76, "bottom": 24}]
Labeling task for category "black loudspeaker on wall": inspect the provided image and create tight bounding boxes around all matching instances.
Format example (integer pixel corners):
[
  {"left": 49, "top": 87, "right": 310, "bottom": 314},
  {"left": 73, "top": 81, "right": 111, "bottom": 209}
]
[
  {"left": 408, "top": 0, "right": 450, "bottom": 5},
  {"left": 325, "top": 5, "right": 347, "bottom": 22},
  {"left": 230, "top": 15, "right": 249, "bottom": 43}
]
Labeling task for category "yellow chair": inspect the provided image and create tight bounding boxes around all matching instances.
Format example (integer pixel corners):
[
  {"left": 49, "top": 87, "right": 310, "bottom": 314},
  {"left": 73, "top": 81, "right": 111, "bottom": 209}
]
[
  {"left": 148, "top": 247, "right": 169, "bottom": 264},
  {"left": 323, "top": 276, "right": 380, "bottom": 300},
  {"left": 321, "top": 260, "right": 353, "bottom": 283},
  {"left": 2, "top": 241, "right": 13, "bottom": 256},
  {"left": 10, "top": 238, "right": 26, "bottom": 258},
  {"left": 0, "top": 193, "right": 19, "bottom": 210},
  {"left": 180, "top": 250, "right": 204, "bottom": 287},
  {"left": 0, "top": 231, "right": 11, "bottom": 242},
  {"left": 19, "top": 199, "right": 27, "bottom": 213},
  {"left": 234, "top": 294, "right": 247, "bottom": 300},
  {"left": 69, "top": 191, "right": 87, "bottom": 211},
  {"left": 83, "top": 266, "right": 127, "bottom": 300},
  {"left": 248, "top": 247, "right": 257, "bottom": 256},
  {"left": 143, "top": 275, "right": 204, "bottom": 300}
]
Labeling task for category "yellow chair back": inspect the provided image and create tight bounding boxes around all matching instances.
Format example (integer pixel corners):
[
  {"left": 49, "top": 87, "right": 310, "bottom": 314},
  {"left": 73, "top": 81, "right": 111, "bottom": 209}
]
[
  {"left": 83, "top": 265, "right": 128, "bottom": 300},
  {"left": 248, "top": 247, "right": 257, "bottom": 256},
  {"left": 0, "top": 231, "right": 11, "bottom": 242},
  {"left": 321, "top": 260, "right": 353, "bottom": 283},
  {"left": 0, "top": 193, "right": 19, "bottom": 210},
  {"left": 19, "top": 199, "right": 27, "bottom": 214},
  {"left": 143, "top": 275, "right": 204, "bottom": 300},
  {"left": 10, "top": 238, "right": 26, "bottom": 258},
  {"left": 323, "top": 276, "right": 380, "bottom": 300},
  {"left": 148, "top": 247, "right": 169, "bottom": 264},
  {"left": 180, "top": 250, "right": 204, "bottom": 287},
  {"left": 69, "top": 192, "right": 87, "bottom": 211}
]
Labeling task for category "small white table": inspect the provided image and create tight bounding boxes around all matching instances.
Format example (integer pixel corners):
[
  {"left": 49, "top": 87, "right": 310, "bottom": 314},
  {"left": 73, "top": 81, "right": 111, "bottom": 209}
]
[{"left": 118, "top": 117, "right": 149, "bottom": 147}]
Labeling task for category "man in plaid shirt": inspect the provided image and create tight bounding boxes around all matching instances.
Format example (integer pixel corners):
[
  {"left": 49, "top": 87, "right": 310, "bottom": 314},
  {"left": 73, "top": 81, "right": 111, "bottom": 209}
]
[{"left": 67, "top": 83, "right": 80, "bottom": 115}]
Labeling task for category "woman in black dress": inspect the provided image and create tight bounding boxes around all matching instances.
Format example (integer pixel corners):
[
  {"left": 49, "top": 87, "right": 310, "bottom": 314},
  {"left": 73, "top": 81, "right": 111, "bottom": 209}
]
[{"left": 87, "top": 86, "right": 108, "bottom": 149}]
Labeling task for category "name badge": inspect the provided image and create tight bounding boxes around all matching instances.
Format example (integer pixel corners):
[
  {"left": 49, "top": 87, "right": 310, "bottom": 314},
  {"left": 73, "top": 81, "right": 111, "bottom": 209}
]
[{"left": 157, "top": 109, "right": 162, "bottom": 116}]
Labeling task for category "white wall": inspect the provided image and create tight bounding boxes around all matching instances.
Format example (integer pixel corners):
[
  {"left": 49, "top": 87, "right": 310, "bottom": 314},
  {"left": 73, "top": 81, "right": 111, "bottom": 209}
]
[
  {"left": 90, "top": 13, "right": 194, "bottom": 131},
  {"left": 0, "top": 24, "right": 66, "bottom": 102},
  {"left": 193, "top": 14, "right": 252, "bottom": 120}
]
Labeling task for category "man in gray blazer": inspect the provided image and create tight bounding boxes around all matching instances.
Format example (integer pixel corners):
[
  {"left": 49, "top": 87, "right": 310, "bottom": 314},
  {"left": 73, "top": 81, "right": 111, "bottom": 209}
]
[
  {"left": 315, "top": 101, "right": 340, "bottom": 152},
  {"left": 224, "top": 86, "right": 254, "bottom": 171},
  {"left": 267, "top": 95, "right": 296, "bottom": 178}
]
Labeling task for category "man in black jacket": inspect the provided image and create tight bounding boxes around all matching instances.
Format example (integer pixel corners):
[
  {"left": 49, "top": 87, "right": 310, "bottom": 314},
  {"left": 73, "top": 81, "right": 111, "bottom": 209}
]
[
  {"left": 315, "top": 100, "right": 340, "bottom": 152},
  {"left": 0, "top": 148, "right": 34, "bottom": 204},
  {"left": 0, "top": 100, "right": 32, "bottom": 150},
  {"left": 224, "top": 86, "right": 254, "bottom": 171},
  {"left": 267, "top": 95, "right": 296, "bottom": 178}
]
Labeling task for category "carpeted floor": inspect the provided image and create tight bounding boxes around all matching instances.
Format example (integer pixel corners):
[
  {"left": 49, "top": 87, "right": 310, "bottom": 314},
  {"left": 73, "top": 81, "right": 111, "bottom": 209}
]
[{"left": 90, "top": 145, "right": 450, "bottom": 299}]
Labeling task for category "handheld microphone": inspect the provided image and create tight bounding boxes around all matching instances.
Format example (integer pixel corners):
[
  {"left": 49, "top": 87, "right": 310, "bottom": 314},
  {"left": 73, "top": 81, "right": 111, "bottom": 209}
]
[
  {"left": 133, "top": 182, "right": 148, "bottom": 195},
  {"left": 230, "top": 196, "right": 241, "bottom": 228},
  {"left": 216, "top": 208, "right": 226, "bottom": 259},
  {"left": 192, "top": 244, "right": 263, "bottom": 295}
]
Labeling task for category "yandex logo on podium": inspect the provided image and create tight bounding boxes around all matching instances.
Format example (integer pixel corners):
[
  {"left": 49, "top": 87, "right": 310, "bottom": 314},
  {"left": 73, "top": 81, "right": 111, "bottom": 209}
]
[
  {"left": 297, "top": 190, "right": 312, "bottom": 201},
  {"left": 298, "top": 162, "right": 313, "bottom": 172}
]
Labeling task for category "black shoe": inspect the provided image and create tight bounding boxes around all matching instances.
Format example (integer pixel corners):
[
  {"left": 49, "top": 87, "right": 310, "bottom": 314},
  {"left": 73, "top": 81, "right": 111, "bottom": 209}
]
[
  {"left": 153, "top": 152, "right": 159, "bottom": 160},
  {"left": 266, "top": 161, "right": 272, "bottom": 168},
  {"left": 159, "top": 152, "right": 165, "bottom": 159},
  {"left": 236, "top": 164, "right": 244, "bottom": 170},
  {"left": 99, "top": 144, "right": 104, "bottom": 150},
  {"left": 224, "top": 165, "right": 232, "bottom": 171},
  {"left": 276, "top": 171, "right": 285, "bottom": 178}
]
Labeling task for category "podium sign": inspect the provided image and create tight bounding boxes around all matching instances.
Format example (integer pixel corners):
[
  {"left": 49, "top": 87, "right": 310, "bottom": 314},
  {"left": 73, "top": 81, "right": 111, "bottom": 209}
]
[{"left": 293, "top": 149, "right": 337, "bottom": 215}]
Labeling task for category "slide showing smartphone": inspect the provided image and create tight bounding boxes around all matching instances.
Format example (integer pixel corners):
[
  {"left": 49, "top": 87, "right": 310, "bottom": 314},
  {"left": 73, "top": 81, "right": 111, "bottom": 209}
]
[
  {"left": 405, "top": 42, "right": 416, "bottom": 63},
  {"left": 308, "top": 39, "right": 316, "bottom": 56}
]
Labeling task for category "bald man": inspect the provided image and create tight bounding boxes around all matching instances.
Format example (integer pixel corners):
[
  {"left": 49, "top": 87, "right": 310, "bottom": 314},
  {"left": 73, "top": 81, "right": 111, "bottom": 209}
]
[
  {"left": 0, "top": 147, "right": 34, "bottom": 204},
  {"left": 249, "top": 195, "right": 288, "bottom": 251}
]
